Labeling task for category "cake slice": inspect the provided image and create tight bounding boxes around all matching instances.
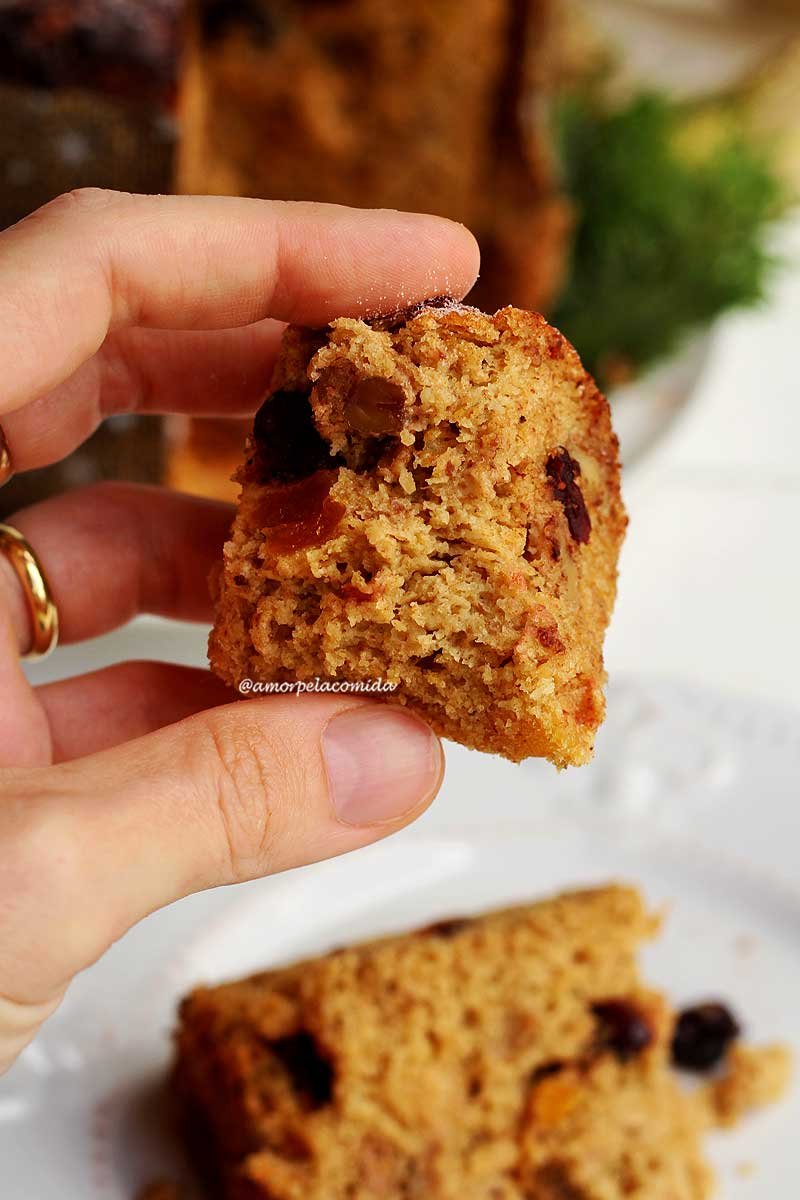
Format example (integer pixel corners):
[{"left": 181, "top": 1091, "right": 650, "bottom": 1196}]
[
  {"left": 209, "top": 302, "right": 626, "bottom": 766},
  {"left": 173, "top": 885, "right": 789, "bottom": 1200}
]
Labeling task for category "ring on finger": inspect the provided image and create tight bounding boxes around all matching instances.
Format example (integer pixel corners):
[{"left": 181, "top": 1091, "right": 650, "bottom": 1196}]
[{"left": 0, "top": 523, "right": 59, "bottom": 659}]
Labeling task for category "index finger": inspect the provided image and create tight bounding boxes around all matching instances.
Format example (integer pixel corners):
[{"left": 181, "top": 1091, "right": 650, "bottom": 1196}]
[{"left": 0, "top": 190, "right": 480, "bottom": 418}]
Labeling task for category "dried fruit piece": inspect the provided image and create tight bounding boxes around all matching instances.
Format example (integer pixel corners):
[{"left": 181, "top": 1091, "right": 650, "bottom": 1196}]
[
  {"left": 253, "top": 390, "right": 338, "bottom": 483},
  {"left": 254, "top": 470, "right": 345, "bottom": 552},
  {"left": 672, "top": 1003, "right": 741, "bottom": 1072},
  {"left": 268, "top": 1032, "right": 334, "bottom": 1110},
  {"left": 414, "top": 652, "right": 445, "bottom": 672},
  {"left": 546, "top": 448, "right": 591, "bottom": 545},
  {"left": 593, "top": 999, "right": 654, "bottom": 1062},
  {"left": 527, "top": 1068, "right": 581, "bottom": 1128},
  {"left": 421, "top": 918, "right": 472, "bottom": 939},
  {"left": 345, "top": 376, "right": 407, "bottom": 436}
]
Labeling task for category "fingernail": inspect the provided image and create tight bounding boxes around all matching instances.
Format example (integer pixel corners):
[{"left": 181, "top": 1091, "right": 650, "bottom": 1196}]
[{"left": 323, "top": 705, "right": 442, "bottom": 826}]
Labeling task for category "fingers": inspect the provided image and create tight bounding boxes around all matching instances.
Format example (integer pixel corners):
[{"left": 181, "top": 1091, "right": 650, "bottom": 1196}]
[
  {"left": 0, "top": 483, "right": 232, "bottom": 653},
  {"left": 0, "top": 697, "right": 443, "bottom": 1018},
  {"left": 0, "top": 190, "right": 481, "bottom": 420},
  {"left": 0, "top": 608, "right": 51, "bottom": 768},
  {"left": 2, "top": 321, "right": 285, "bottom": 472},
  {"left": 38, "top": 662, "right": 237, "bottom": 761}
]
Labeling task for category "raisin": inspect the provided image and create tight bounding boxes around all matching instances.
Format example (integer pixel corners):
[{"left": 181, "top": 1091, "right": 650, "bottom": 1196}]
[
  {"left": 254, "top": 470, "right": 345, "bottom": 552},
  {"left": 252, "top": 390, "right": 338, "bottom": 483},
  {"left": 592, "top": 999, "right": 654, "bottom": 1062},
  {"left": 414, "top": 652, "right": 445, "bottom": 672},
  {"left": 546, "top": 448, "right": 591, "bottom": 545},
  {"left": 671, "top": 1003, "right": 741, "bottom": 1072},
  {"left": 268, "top": 1032, "right": 334, "bottom": 1110},
  {"left": 421, "top": 917, "right": 472, "bottom": 939},
  {"left": 345, "top": 377, "right": 407, "bottom": 436}
]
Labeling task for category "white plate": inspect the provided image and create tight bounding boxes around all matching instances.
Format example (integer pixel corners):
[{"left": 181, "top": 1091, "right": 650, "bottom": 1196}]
[
  {"left": 610, "top": 334, "right": 712, "bottom": 469},
  {"left": 2, "top": 676, "right": 799, "bottom": 1198}
]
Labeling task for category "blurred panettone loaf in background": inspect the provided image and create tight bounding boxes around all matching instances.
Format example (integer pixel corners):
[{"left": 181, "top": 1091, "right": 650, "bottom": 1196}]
[
  {"left": 0, "top": 0, "right": 180, "bottom": 230},
  {"left": 0, "top": 1, "right": 179, "bottom": 516},
  {"left": 178, "top": 0, "right": 571, "bottom": 317}
]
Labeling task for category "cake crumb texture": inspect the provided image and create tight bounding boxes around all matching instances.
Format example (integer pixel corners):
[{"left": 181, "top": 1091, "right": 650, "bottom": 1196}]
[
  {"left": 209, "top": 304, "right": 626, "bottom": 766},
  {"left": 172, "top": 883, "right": 791, "bottom": 1200},
  {"left": 699, "top": 1042, "right": 793, "bottom": 1129}
]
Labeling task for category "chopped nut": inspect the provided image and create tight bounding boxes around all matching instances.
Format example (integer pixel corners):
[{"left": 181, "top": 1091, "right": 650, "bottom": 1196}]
[{"left": 345, "top": 377, "right": 407, "bottom": 436}]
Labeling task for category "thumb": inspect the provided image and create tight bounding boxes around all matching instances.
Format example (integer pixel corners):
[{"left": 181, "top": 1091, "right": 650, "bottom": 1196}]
[{"left": 1, "top": 697, "right": 442, "bottom": 1013}]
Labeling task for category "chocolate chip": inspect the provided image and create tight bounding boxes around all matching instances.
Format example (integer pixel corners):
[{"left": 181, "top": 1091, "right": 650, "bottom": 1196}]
[
  {"left": 546, "top": 448, "right": 591, "bottom": 545},
  {"left": 252, "top": 390, "right": 338, "bottom": 483},
  {"left": 592, "top": 1000, "right": 654, "bottom": 1062},
  {"left": 345, "top": 377, "right": 407, "bottom": 436},
  {"left": 268, "top": 1032, "right": 334, "bottom": 1110},
  {"left": 671, "top": 1003, "right": 741, "bottom": 1072},
  {"left": 198, "top": 0, "right": 280, "bottom": 44}
]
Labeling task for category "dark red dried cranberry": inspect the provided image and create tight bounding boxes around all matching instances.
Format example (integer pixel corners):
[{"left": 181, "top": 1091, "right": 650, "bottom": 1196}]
[
  {"left": 546, "top": 448, "right": 591, "bottom": 545},
  {"left": 593, "top": 999, "right": 654, "bottom": 1062},
  {"left": 252, "top": 390, "right": 338, "bottom": 483},
  {"left": 671, "top": 1003, "right": 741, "bottom": 1072},
  {"left": 268, "top": 1031, "right": 334, "bottom": 1110}
]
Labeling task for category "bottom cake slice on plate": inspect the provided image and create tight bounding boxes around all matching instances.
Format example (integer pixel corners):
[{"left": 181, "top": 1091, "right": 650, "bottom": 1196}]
[{"left": 174, "top": 885, "right": 789, "bottom": 1199}]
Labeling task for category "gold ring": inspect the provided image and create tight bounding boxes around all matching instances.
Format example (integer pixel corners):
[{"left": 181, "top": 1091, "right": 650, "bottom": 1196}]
[
  {"left": 0, "top": 424, "right": 12, "bottom": 487},
  {"left": 0, "top": 523, "right": 59, "bottom": 660}
]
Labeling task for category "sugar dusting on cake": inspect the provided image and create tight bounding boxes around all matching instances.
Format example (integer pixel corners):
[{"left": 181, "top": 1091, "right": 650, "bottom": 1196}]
[{"left": 364, "top": 294, "right": 484, "bottom": 332}]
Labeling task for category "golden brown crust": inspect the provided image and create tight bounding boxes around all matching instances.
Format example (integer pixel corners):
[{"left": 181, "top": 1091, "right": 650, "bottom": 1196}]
[{"left": 209, "top": 303, "right": 626, "bottom": 766}]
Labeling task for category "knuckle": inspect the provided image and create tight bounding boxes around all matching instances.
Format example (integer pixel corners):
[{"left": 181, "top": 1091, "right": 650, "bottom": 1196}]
[
  {"left": 51, "top": 187, "right": 129, "bottom": 216},
  {"left": 194, "top": 713, "right": 284, "bottom": 883}
]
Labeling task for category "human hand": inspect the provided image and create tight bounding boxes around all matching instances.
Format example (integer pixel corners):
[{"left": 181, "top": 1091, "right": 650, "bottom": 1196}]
[{"left": 0, "top": 189, "right": 479, "bottom": 1074}]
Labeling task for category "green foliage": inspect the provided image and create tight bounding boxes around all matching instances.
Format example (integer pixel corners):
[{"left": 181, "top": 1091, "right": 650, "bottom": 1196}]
[{"left": 551, "top": 91, "right": 786, "bottom": 385}]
